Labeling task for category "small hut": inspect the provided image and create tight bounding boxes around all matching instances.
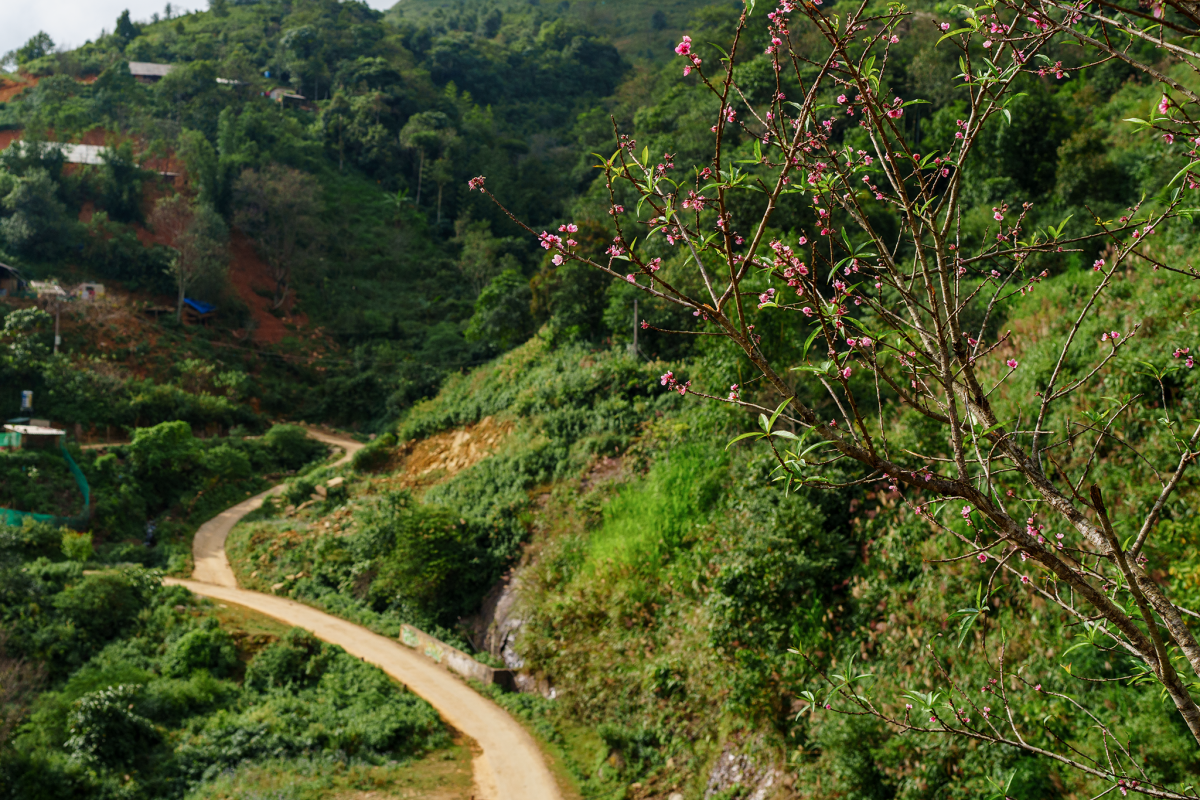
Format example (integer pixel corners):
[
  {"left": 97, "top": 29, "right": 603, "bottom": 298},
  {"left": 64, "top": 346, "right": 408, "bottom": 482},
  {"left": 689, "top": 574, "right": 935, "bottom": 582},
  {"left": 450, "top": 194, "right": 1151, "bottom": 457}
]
[{"left": 0, "top": 264, "right": 25, "bottom": 297}]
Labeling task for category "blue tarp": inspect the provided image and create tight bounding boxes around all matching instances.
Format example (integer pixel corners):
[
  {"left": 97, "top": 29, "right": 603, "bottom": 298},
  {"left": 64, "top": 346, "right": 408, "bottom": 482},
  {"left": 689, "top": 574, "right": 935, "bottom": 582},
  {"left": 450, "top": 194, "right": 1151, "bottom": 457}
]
[{"left": 183, "top": 298, "right": 216, "bottom": 314}]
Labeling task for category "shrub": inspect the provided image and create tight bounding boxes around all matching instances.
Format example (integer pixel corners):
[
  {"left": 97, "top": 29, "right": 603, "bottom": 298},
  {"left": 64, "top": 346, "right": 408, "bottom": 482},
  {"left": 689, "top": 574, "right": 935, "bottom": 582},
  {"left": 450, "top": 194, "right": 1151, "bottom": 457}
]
[
  {"left": 264, "top": 424, "right": 327, "bottom": 471},
  {"left": 283, "top": 478, "right": 316, "bottom": 507},
  {"left": 245, "top": 628, "right": 331, "bottom": 691},
  {"left": 160, "top": 620, "right": 238, "bottom": 679},
  {"left": 51, "top": 570, "right": 151, "bottom": 644},
  {"left": 200, "top": 444, "right": 253, "bottom": 483},
  {"left": 60, "top": 531, "right": 93, "bottom": 563},
  {"left": 351, "top": 433, "right": 395, "bottom": 473},
  {"left": 63, "top": 684, "right": 160, "bottom": 768}
]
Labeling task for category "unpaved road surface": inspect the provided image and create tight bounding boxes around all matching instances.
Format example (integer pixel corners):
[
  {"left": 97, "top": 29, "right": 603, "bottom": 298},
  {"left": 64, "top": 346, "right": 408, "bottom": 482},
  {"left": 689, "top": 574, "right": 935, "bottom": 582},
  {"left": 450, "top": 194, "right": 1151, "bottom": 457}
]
[{"left": 178, "top": 429, "right": 563, "bottom": 800}]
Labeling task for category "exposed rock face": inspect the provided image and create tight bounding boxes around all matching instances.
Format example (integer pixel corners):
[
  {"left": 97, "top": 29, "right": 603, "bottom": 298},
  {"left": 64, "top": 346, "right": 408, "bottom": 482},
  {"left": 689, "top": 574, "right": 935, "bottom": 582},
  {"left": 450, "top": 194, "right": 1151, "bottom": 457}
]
[
  {"left": 704, "top": 740, "right": 786, "bottom": 800},
  {"left": 462, "top": 568, "right": 557, "bottom": 698}
]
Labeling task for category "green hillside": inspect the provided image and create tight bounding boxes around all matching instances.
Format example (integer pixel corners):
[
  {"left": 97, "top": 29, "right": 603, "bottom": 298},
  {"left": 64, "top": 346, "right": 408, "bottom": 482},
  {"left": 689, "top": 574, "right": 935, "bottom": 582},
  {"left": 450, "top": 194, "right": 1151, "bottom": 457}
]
[
  {"left": 2, "top": 0, "right": 1200, "bottom": 797},
  {"left": 385, "top": 0, "right": 721, "bottom": 63}
]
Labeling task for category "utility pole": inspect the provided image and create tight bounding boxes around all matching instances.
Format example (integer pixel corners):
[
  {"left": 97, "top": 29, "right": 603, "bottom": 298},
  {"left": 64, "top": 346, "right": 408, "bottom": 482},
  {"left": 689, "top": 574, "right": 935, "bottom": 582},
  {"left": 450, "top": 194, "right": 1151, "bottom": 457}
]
[{"left": 52, "top": 296, "right": 62, "bottom": 354}]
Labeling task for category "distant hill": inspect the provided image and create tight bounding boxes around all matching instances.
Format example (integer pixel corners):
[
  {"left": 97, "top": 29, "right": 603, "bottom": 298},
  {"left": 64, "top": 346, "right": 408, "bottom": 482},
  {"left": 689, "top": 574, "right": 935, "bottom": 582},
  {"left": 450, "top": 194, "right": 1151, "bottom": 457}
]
[{"left": 384, "top": 0, "right": 734, "bottom": 63}]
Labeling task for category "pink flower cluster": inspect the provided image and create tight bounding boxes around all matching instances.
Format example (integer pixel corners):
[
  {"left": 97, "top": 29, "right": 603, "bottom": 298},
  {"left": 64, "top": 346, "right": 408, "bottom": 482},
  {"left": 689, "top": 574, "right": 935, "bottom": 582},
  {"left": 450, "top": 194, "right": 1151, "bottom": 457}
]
[
  {"left": 1175, "top": 346, "right": 1194, "bottom": 368},
  {"left": 467, "top": 176, "right": 486, "bottom": 191},
  {"left": 675, "top": 36, "right": 702, "bottom": 76},
  {"left": 1100, "top": 330, "right": 1122, "bottom": 342},
  {"left": 660, "top": 370, "right": 691, "bottom": 396}
]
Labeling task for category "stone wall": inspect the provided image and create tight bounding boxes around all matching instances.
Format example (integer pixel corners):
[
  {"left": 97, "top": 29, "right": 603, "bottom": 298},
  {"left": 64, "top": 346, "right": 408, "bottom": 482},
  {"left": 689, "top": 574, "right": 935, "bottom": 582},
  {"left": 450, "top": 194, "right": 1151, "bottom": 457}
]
[{"left": 399, "top": 624, "right": 516, "bottom": 691}]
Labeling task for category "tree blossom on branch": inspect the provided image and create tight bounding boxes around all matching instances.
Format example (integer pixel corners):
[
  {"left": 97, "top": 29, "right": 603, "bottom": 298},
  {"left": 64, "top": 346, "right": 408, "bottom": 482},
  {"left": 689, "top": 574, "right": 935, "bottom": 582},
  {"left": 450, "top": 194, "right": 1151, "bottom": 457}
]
[{"left": 470, "top": 0, "right": 1200, "bottom": 791}]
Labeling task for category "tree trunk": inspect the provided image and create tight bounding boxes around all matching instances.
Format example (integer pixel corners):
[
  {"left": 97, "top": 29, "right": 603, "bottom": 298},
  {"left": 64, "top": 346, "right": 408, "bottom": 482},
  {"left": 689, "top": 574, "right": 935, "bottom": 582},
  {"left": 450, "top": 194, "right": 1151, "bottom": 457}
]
[
  {"left": 415, "top": 150, "right": 424, "bottom": 206},
  {"left": 436, "top": 182, "right": 443, "bottom": 224},
  {"left": 176, "top": 274, "right": 185, "bottom": 323}
]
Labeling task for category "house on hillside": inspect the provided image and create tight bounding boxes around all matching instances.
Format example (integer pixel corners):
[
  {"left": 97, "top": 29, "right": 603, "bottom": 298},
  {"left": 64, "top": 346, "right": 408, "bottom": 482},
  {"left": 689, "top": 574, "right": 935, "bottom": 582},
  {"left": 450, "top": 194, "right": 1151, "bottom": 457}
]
[
  {"left": 0, "top": 264, "right": 25, "bottom": 297},
  {"left": 73, "top": 282, "right": 106, "bottom": 301},
  {"left": 183, "top": 298, "right": 216, "bottom": 325},
  {"left": 28, "top": 281, "right": 68, "bottom": 299},
  {"left": 128, "top": 62, "right": 175, "bottom": 83}
]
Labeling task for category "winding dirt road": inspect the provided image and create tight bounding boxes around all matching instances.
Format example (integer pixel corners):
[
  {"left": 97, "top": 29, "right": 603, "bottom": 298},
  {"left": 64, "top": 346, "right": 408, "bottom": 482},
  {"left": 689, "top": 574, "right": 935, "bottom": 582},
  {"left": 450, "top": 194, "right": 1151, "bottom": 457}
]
[{"left": 170, "top": 428, "right": 563, "bottom": 800}]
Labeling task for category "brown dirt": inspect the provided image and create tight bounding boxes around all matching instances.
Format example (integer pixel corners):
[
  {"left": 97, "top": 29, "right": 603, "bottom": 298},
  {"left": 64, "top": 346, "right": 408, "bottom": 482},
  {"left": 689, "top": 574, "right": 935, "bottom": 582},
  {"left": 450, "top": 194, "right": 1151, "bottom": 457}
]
[
  {"left": 226, "top": 230, "right": 311, "bottom": 345},
  {"left": 384, "top": 417, "right": 515, "bottom": 490},
  {"left": 0, "top": 75, "right": 37, "bottom": 103}
]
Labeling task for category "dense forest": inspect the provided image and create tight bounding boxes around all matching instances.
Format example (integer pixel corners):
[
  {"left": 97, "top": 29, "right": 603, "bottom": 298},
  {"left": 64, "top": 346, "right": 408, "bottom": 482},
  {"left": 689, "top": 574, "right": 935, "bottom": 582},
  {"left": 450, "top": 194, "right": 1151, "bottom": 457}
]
[{"left": 1, "top": 0, "right": 1200, "bottom": 797}]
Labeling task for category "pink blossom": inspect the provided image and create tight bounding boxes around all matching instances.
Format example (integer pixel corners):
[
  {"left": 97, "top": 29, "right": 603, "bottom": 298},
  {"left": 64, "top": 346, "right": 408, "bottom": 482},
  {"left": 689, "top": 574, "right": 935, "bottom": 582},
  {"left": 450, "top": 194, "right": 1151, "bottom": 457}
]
[
  {"left": 625, "top": 274, "right": 636, "bottom": 284},
  {"left": 841, "top": 366, "right": 852, "bottom": 379},
  {"left": 675, "top": 36, "right": 692, "bottom": 56},
  {"left": 890, "top": 35, "right": 899, "bottom": 44},
  {"left": 801, "top": 306, "right": 813, "bottom": 317},
  {"left": 552, "top": 254, "right": 563, "bottom": 266},
  {"left": 1020, "top": 575, "right": 1030, "bottom": 584},
  {"left": 939, "top": 22, "right": 950, "bottom": 30},
  {"left": 977, "top": 553, "right": 988, "bottom": 562},
  {"left": 837, "top": 94, "right": 847, "bottom": 104},
  {"left": 467, "top": 176, "right": 486, "bottom": 191},
  {"left": 648, "top": 257, "right": 662, "bottom": 272},
  {"left": 983, "top": 39, "right": 992, "bottom": 48},
  {"left": 1093, "top": 258, "right": 1105, "bottom": 271},
  {"left": 1006, "top": 359, "right": 1018, "bottom": 369},
  {"left": 1159, "top": 95, "right": 1171, "bottom": 114}
]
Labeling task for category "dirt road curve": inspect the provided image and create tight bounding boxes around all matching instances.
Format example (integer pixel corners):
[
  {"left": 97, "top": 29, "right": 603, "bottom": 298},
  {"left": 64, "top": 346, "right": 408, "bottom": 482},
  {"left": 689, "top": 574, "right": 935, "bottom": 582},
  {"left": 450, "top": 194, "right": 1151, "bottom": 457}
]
[
  {"left": 179, "top": 429, "right": 563, "bottom": 800},
  {"left": 191, "top": 428, "right": 361, "bottom": 586}
]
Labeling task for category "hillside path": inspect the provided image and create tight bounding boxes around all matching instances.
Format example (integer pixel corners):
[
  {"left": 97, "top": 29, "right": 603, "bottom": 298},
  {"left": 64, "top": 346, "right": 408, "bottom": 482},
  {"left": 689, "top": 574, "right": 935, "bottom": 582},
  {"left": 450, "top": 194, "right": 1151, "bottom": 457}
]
[{"left": 173, "top": 428, "right": 562, "bottom": 800}]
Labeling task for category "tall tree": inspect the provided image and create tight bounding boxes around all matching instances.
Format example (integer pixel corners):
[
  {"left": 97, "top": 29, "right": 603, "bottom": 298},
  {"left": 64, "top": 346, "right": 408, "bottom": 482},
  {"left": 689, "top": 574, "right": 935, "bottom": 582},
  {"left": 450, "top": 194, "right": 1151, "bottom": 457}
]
[
  {"left": 149, "top": 194, "right": 229, "bottom": 321},
  {"left": 399, "top": 111, "right": 453, "bottom": 208},
  {"left": 232, "top": 165, "right": 320, "bottom": 310}
]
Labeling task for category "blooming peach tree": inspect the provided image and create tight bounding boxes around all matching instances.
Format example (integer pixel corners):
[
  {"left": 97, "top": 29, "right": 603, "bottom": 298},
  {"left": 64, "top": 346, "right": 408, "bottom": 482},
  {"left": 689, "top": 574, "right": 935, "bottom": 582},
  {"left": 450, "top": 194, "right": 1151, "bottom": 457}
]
[{"left": 474, "top": 0, "right": 1200, "bottom": 792}]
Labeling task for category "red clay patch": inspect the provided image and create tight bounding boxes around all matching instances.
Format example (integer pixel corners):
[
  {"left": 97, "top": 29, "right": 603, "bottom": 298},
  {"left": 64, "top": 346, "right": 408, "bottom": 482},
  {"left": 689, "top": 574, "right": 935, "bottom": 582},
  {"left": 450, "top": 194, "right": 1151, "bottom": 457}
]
[{"left": 227, "top": 230, "right": 312, "bottom": 345}]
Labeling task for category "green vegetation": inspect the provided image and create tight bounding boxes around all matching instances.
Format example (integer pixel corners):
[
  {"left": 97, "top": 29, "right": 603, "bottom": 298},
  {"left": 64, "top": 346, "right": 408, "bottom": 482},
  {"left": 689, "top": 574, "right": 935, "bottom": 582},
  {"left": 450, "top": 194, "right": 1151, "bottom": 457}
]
[
  {"left": 0, "top": 553, "right": 449, "bottom": 800},
  {"left": 1, "top": 0, "right": 1199, "bottom": 796},
  {"left": 1, "top": 421, "right": 328, "bottom": 572}
]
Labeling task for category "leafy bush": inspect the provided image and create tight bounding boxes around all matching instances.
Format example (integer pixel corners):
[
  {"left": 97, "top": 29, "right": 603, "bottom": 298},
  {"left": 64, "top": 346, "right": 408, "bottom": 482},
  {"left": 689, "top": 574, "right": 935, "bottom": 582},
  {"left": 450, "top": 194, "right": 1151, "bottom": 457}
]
[
  {"left": 160, "top": 620, "right": 238, "bottom": 679},
  {"left": 60, "top": 531, "right": 93, "bottom": 563},
  {"left": 351, "top": 433, "right": 395, "bottom": 473},
  {"left": 63, "top": 684, "right": 160, "bottom": 767},
  {"left": 264, "top": 425, "right": 327, "bottom": 472},
  {"left": 244, "top": 628, "right": 332, "bottom": 691}
]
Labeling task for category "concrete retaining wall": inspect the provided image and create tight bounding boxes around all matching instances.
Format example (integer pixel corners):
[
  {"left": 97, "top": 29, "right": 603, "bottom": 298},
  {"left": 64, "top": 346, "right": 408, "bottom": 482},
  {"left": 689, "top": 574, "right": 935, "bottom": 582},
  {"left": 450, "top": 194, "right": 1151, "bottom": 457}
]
[{"left": 399, "top": 624, "right": 516, "bottom": 691}]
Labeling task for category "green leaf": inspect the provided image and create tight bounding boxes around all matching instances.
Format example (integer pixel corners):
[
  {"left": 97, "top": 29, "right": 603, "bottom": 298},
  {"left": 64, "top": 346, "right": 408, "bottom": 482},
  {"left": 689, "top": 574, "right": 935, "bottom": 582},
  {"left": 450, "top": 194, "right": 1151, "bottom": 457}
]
[
  {"left": 771, "top": 429, "right": 800, "bottom": 441},
  {"left": 800, "top": 327, "right": 823, "bottom": 362},
  {"left": 936, "top": 27, "right": 973, "bottom": 45},
  {"left": 726, "top": 431, "right": 763, "bottom": 450},
  {"left": 768, "top": 397, "right": 792, "bottom": 431}
]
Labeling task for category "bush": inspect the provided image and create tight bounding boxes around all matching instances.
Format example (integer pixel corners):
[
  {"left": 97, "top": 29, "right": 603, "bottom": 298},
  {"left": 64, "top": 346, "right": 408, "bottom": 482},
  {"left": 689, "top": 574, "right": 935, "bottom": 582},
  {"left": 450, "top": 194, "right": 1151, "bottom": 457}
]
[
  {"left": 351, "top": 433, "right": 395, "bottom": 473},
  {"left": 60, "top": 531, "right": 93, "bottom": 563},
  {"left": 51, "top": 570, "right": 152, "bottom": 644},
  {"left": 200, "top": 444, "right": 253, "bottom": 483},
  {"left": 283, "top": 478, "right": 316, "bottom": 507},
  {"left": 264, "top": 424, "right": 327, "bottom": 472},
  {"left": 245, "top": 628, "right": 331, "bottom": 691},
  {"left": 63, "top": 684, "right": 160, "bottom": 768},
  {"left": 160, "top": 620, "right": 238, "bottom": 678}
]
